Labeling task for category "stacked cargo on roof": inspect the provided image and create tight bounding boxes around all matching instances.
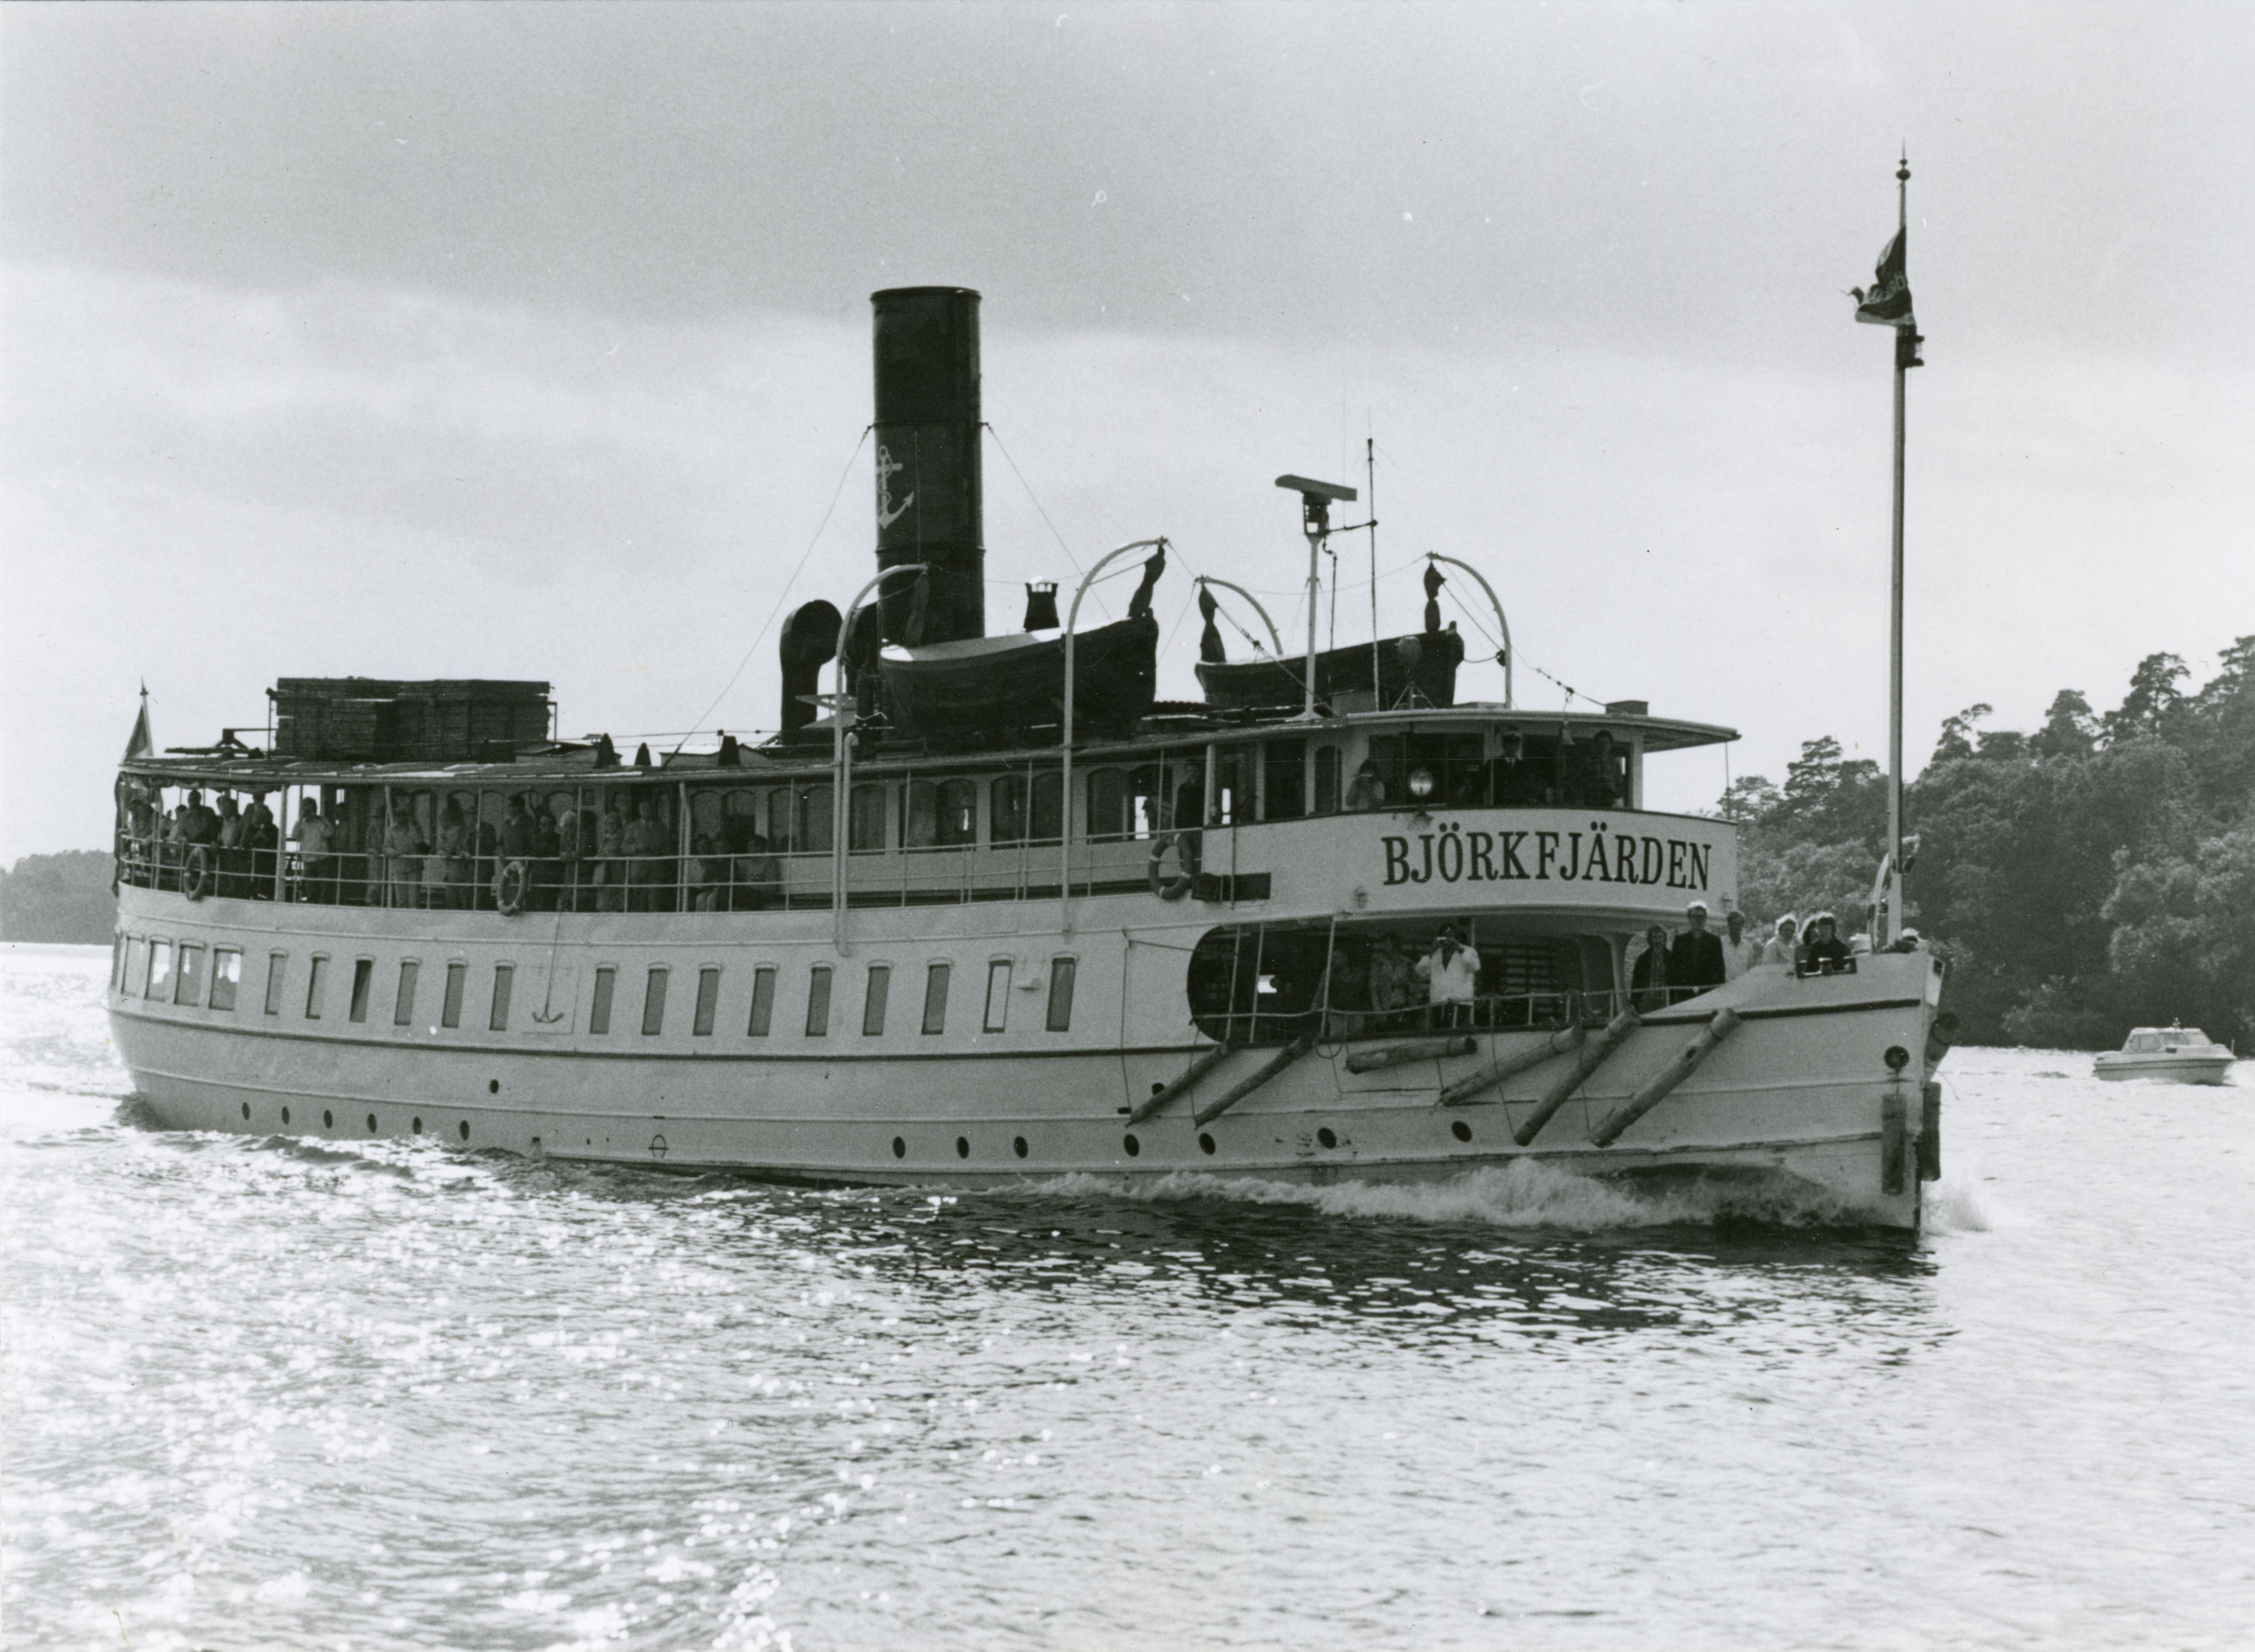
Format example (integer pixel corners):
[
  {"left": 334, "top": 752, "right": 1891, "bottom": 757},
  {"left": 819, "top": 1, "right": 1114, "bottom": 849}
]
[{"left": 268, "top": 679, "right": 552, "bottom": 762}]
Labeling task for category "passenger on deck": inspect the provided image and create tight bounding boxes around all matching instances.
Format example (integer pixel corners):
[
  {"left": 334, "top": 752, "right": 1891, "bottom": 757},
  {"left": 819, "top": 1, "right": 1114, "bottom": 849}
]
[
  {"left": 595, "top": 796, "right": 628, "bottom": 912},
  {"left": 531, "top": 802, "right": 563, "bottom": 911},
  {"left": 1802, "top": 912, "right": 1852, "bottom": 972},
  {"left": 1345, "top": 760, "right": 1387, "bottom": 811},
  {"left": 180, "top": 789, "right": 219, "bottom": 850},
  {"left": 245, "top": 793, "right": 278, "bottom": 898},
  {"left": 1416, "top": 925, "right": 1480, "bottom": 1028},
  {"left": 1630, "top": 924, "right": 1671, "bottom": 1011},
  {"left": 215, "top": 794, "right": 247, "bottom": 897},
  {"left": 1318, "top": 944, "right": 1368, "bottom": 1037},
  {"left": 429, "top": 800, "right": 468, "bottom": 910},
  {"left": 688, "top": 833, "right": 723, "bottom": 912},
  {"left": 293, "top": 800, "right": 334, "bottom": 903},
  {"left": 736, "top": 833, "right": 782, "bottom": 910},
  {"left": 1367, "top": 935, "right": 1412, "bottom": 1026},
  {"left": 556, "top": 802, "right": 583, "bottom": 912},
  {"left": 1668, "top": 902, "right": 1727, "bottom": 999},
  {"left": 1720, "top": 909, "right": 1761, "bottom": 980},
  {"left": 623, "top": 798, "right": 669, "bottom": 911},
  {"left": 384, "top": 802, "right": 425, "bottom": 908},
  {"left": 1761, "top": 914, "right": 1798, "bottom": 969}
]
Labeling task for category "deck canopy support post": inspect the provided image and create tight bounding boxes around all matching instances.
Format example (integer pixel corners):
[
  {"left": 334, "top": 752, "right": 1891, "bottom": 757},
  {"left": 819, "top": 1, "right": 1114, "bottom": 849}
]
[
  {"left": 833, "top": 563, "right": 929, "bottom": 953},
  {"left": 1059, "top": 538, "right": 1167, "bottom": 937}
]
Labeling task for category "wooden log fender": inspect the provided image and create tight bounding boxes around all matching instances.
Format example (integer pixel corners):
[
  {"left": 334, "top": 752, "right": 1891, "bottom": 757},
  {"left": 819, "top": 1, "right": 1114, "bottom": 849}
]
[
  {"left": 1918, "top": 1080, "right": 1942, "bottom": 1183},
  {"left": 1439, "top": 1024, "right": 1585, "bottom": 1107},
  {"left": 1345, "top": 1036, "right": 1479, "bottom": 1075},
  {"left": 1880, "top": 1088, "right": 1908, "bottom": 1195},
  {"left": 1513, "top": 1010, "right": 1641, "bottom": 1146},
  {"left": 1591, "top": 1009, "right": 1742, "bottom": 1147},
  {"left": 1194, "top": 1037, "right": 1315, "bottom": 1127},
  {"left": 1127, "top": 1043, "right": 1236, "bottom": 1126}
]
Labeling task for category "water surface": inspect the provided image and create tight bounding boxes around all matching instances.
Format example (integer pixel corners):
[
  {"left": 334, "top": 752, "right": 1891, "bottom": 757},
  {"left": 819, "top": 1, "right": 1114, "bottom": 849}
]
[{"left": 4, "top": 944, "right": 2250, "bottom": 1649}]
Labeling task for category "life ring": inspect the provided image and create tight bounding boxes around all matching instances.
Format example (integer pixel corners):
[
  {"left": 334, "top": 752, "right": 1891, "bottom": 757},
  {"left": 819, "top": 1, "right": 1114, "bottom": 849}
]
[
  {"left": 494, "top": 858, "right": 530, "bottom": 917},
  {"left": 182, "top": 845, "right": 212, "bottom": 902},
  {"left": 1146, "top": 832, "right": 1196, "bottom": 901}
]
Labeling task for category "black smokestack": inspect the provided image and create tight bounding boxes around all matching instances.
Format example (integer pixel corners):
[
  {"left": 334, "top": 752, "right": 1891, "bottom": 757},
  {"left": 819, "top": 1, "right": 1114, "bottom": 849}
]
[{"left": 872, "top": 286, "right": 983, "bottom": 646}]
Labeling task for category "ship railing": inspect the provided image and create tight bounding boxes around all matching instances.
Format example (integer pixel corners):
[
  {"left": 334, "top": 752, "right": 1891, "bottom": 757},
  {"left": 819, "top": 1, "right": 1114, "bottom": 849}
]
[{"left": 1197, "top": 987, "right": 1647, "bottom": 1048}]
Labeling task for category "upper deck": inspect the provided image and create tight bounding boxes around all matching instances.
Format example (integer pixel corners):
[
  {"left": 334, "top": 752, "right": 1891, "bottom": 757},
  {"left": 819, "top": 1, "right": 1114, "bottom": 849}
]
[{"left": 116, "top": 700, "right": 1738, "bottom": 930}]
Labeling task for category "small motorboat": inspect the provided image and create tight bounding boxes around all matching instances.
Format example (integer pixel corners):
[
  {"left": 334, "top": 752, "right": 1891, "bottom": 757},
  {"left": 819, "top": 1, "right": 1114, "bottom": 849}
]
[{"left": 2093, "top": 1025, "right": 2236, "bottom": 1085}]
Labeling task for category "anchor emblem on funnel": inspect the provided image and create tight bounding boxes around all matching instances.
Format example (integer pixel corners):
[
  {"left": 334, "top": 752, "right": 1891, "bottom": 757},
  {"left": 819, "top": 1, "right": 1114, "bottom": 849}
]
[{"left": 876, "top": 445, "right": 915, "bottom": 530}]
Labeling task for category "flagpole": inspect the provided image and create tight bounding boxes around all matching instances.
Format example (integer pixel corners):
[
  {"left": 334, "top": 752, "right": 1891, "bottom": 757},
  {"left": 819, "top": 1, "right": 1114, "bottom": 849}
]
[{"left": 1886, "top": 154, "right": 1907, "bottom": 942}]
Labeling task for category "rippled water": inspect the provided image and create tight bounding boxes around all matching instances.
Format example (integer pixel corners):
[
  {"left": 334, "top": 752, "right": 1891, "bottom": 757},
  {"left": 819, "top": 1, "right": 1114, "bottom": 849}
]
[{"left": 5, "top": 944, "right": 2251, "bottom": 1650}]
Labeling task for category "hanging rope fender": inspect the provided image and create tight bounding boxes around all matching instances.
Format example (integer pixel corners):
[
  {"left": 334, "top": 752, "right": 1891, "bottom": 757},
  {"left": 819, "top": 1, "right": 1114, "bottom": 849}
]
[
  {"left": 494, "top": 858, "right": 531, "bottom": 917},
  {"left": 182, "top": 845, "right": 211, "bottom": 902},
  {"left": 1147, "top": 832, "right": 1197, "bottom": 901}
]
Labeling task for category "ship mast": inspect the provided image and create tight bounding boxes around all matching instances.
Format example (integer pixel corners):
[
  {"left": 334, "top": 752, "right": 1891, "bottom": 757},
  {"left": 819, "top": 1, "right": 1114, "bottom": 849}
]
[{"left": 1883, "top": 152, "right": 1915, "bottom": 943}]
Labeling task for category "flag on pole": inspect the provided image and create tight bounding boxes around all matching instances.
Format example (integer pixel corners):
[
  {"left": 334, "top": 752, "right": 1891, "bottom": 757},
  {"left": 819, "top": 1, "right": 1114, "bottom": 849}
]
[
  {"left": 123, "top": 684, "right": 153, "bottom": 761},
  {"left": 1852, "top": 229, "right": 1916, "bottom": 327}
]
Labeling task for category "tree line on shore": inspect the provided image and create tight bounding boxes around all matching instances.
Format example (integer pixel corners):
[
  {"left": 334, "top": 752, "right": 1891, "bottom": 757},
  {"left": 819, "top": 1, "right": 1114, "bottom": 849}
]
[{"left": 1722, "top": 638, "right": 2255, "bottom": 1049}]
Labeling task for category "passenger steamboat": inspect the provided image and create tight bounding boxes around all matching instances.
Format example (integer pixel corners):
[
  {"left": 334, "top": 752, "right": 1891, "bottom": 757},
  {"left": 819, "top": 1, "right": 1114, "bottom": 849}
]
[{"left": 107, "top": 287, "right": 1946, "bottom": 1228}]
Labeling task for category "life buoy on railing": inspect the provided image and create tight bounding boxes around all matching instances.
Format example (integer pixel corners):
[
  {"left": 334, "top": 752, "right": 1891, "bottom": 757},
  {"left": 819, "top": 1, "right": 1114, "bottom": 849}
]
[
  {"left": 182, "top": 845, "right": 212, "bottom": 902},
  {"left": 494, "top": 858, "right": 530, "bottom": 917},
  {"left": 1147, "top": 831, "right": 1196, "bottom": 901}
]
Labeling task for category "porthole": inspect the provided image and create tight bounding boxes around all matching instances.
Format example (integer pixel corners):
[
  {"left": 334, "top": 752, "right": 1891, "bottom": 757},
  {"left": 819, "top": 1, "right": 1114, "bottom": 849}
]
[
  {"left": 1123, "top": 1134, "right": 1141, "bottom": 1157},
  {"left": 1012, "top": 1137, "right": 1028, "bottom": 1159},
  {"left": 891, "top": 1136, "right": 907, "bottom": 1159},
  {"left": 1198, "top": 1133, "right": 1216, "bottom": 1155},
  {"left": 366, "top": 1114, "right": 378, "bottom": 1133},
  {"left": 459, "top": 1120, "right": 471, "bottom": 1142},
  {"left": 1150, "top": 1080, "right": 1166, "bottom": 1095},
  {"left": 1451, "top": 1120, "right": 1473, "bottom": 1143},
  {"left": 488, "top": 1079, "right": 501, "bottom": 1094},
  {"left": 412, "top": 1116, "right": 422, "bottom": 1133},
  {"left": 1316, "top": 1127, "right": 1338, "bottom": 1150},
  {"left": 280, "top": 1106, "right": 291, "bottom": 1126},
  {"left": 240, "top": 1102, "right": 250, "bottom": 1120},
  {"left": 955, "top": 1136, "right": 970, "bottom": 1160},
  {"left": 322, "top": 1110, "right": 334, "bottom": 1130}
]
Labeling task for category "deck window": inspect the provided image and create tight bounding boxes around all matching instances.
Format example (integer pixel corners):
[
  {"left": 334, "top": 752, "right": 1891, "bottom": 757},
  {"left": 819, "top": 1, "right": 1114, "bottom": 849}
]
[
  {"left": 991, "top": 775, "right": 1029, "bottom": 845},
  {"left": 693, "top": 967, "right": 720, "bottom": 1036},
  {"left": 110, "top": 934, "right": 125, "bottom": 994},
  {"left": 804, "top": 965, "right": 832, "bottom": 1036},
  {"left": 489, "top": 964, "right": 514, "bottom": 1032},
  {"left": 147, "top": 940, "right": 174, "bottom": 1002},
  {"left": 304, "top": 955, "right": 329, "bottom": 1020},
  {"left": 393, "top": 961, "right": 419, "bottom": 1027},
  {"left": 789, "top": 784, "right": 833, "bottom": 854},
  {"left": 1030, "top": 772, "right": 1063, "bottom": 842},
  {"left": 441, "top": 961, "right": 467, "bottom": 1029},
  {"left": 175, "top": 943, "right": 207, "bottom": 1008},
  {"left": 209, "top": 948, "right": 241, "bottom": 1013},
  {"left": 263, "top": 952, "right": 286, "bottom": 1016},
  {"left": 590, "top": 966, "right": 616, "bottom": 1035},
  {"left": 123, "top": 937, "right": 145, "bottom": 998},
  {"left": 1314, "top": 745, "right": 1342, "bottom": 815},
  {"left": 642, "top": 968, "right": 669, "bottom": 1036},
  {"left": 747, "top": 966, "right": 776, "bottom": 1036},
  {"left": 1262, "top": 739, "right": 1307, "bottom": 820},
  {"left": 348, "top": 958, "right": 374, "bottom": 1023},
  {"left": 862, "top": 964, "right": 890, "bottom": 1036},
  {"left": 1046, "top": 958, "right": 1077, "bottom": 1032},
  {"left": 849, "top": 784, "right": 887, "bottom": 852},
  {"left": 921, "top": 962, "right": 950, "bottom": 1034},
  {"left": 983, "top": 961, "right": 1012, "bottom": 1032}
]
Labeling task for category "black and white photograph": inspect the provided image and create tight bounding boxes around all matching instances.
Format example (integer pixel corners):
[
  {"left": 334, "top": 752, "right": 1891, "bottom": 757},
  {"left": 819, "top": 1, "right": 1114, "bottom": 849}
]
[{"left": 2, "top": 4, "right": 2251, "bottom": 1648}]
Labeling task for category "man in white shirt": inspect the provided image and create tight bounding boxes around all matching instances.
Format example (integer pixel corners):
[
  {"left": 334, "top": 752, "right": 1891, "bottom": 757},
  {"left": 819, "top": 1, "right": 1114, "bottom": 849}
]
[
  {"left": 1761, "top": 914, "right": 1799, "bottom": 969},
  {"left": 1415, "top": 925, "right": 1481, "bottom": 1028},
  {"left": 1721, "top": 909, "right": 1762, "bottom": 981}
]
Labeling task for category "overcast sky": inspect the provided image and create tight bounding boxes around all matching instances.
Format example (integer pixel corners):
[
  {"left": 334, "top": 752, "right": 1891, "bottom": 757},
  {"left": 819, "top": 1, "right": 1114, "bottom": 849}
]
[{"left": 5, "top": 2, "right": 2250, "bottom": 859}]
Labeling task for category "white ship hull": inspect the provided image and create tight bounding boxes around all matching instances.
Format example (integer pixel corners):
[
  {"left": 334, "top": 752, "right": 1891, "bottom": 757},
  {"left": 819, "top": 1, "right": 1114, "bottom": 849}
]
[
  {"left": 107, "top": 864, "right": 1944, "bottom": 1230},
  {"left": 2093, "top": 1054, "right": 2233, "bottom": 1086}
]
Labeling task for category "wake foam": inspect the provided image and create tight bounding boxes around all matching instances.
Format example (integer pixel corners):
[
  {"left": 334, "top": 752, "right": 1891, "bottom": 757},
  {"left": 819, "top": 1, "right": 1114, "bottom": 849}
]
[{"left": 1015, "top": 1159, "right": 1872, "bottom": 1234}]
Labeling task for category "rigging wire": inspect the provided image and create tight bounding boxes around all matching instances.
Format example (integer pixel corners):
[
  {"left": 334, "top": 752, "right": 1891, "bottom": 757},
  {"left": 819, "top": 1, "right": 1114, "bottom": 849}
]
[
  {"left": 986, "top": 422, "right": 1109, "bottom": 622},
  {"left": 671, "top": 426, "right": 870, "bottom": 753}
]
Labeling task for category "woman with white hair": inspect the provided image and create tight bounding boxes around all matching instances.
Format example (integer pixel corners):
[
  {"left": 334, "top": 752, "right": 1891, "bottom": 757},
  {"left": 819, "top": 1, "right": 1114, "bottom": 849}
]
[{"left": 1761, "top": 913, "right": 1799, "bottom": 970}]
